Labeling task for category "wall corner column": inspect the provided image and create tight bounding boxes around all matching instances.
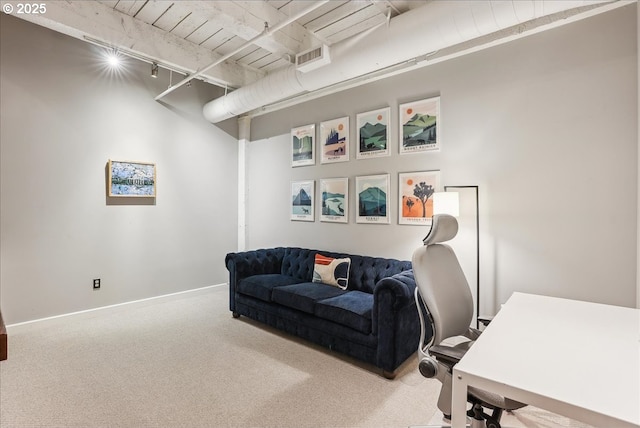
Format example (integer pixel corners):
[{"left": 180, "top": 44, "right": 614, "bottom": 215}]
[
  {"left": 636, "top": 1, "right": 640, "bottom": 309},
  {"left": 238, "top": 115, "right": 251, "bottom": 252}
]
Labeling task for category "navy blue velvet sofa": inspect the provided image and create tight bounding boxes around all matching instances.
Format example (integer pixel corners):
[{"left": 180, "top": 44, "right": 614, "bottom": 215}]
[{"left": 225, "top": 247, "right": 430, "bottom": 378}]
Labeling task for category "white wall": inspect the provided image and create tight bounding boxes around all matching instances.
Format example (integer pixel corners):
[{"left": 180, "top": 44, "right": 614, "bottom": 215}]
[
  {"left": 247, "top": 4, "right": 638, "bottom": 313},
  {"left": 0, "top": 15, "right": 239, "bottom": 324}
]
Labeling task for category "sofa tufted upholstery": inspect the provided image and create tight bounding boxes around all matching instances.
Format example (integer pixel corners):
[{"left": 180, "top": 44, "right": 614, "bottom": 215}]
[{"left": 225, "top": 247, "right": 430, "bottom": 377}]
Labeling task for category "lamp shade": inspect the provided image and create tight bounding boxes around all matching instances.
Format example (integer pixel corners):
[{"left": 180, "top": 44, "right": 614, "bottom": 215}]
[{"left": 433, "top": 192, "right": 459, "bottom": 217}]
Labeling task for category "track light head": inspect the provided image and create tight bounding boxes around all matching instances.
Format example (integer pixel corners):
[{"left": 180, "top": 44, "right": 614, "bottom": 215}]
[{"left": 151, "top": 62, "right": 159, "bottom": 78}]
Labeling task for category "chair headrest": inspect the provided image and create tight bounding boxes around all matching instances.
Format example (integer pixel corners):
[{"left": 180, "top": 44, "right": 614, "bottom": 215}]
[{"left": 423, "top": 214, "right": 458, "bottom": 245}]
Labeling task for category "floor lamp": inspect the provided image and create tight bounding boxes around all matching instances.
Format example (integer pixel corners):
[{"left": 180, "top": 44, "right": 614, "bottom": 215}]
[{"left": 434, "top": 185, "right": 480, "bottom": 329}]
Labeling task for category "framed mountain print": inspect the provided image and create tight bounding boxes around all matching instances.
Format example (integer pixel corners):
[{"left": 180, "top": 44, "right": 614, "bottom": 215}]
[
  {"left": 320, "top": 117, "right": 349, "bottom": 164},
  {"left": 320, "top": 178, "right": 348, "bottom": 223},
  {"left": 356, "top": 107, "right": 390, "bottom": 159},
  {"left": 356, "top": 174, "right": 390, "bottom": 224},
  {"left": 291, "top": 180, "right": 315, "bottom": 221},
  {"left": 399, "top": 96, "right": 440, "bottom": 154}
]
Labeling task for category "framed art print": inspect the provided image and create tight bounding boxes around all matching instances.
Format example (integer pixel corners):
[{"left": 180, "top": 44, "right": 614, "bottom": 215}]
[
  {"left": 291, "top": 124, "right": 315, "bottom": 167},
  {"left": 356, "top": 174, "right": 390, "bottom": 224},
  {"left": 320, "top": 178, "right": 348, "bottom": 223},
  {"left": 108, "top": 160, "right": 156, "bottom": 197},
  {"left": 398, "top": 170, "right": 440, "bottom": 225},
  {"left": 356, "top": 107, "right": 390, "bottom": 159},
  {"left": 320, "top": 117, "right": 349, "bottom": 164},
  {"left": 399, "top": 96, "right": 440, "bottom": 154},
  {"left": 291, "top": 180, "right": 315, "bottom": 221}
]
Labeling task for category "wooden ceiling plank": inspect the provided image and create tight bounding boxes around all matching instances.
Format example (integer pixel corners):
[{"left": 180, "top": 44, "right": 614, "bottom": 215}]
[
  {"left": 260, "top": 57, "right": 292, "bottom": 73},
  {"left": 315, "top": 4, "right": 384, "bottom": 41},
  {"left": 296, "top": 1, "right": 349, "bottom": 26},
  {"left": 200, "top": 28, "right": 237, "bottom": 51},
  {"left": 322, "top": 13, "right": 386, "bottom": 44},
  {"left": 114, "top": 1, "right": 147, "bottom": 16},
  {"left": 303, "top": 0, "right": 369, "bottom": 33},
  {"left": 134, "top": 1, "right": 175, "bottom": 25},
  {"left": 185, "top": 20, "right": 225, "bottom": 46},
  {"left": 152, "top": 1, "right": 192, "bottom": 32},
  {"left": 97, "top": 1, "right": 119, "bottom": 9}
]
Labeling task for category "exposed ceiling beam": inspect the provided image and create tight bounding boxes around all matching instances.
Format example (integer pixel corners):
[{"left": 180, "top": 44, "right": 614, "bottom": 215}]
[
  {"left": 187, "top": 1, "right": 324, "bottom": 55},
  {"left": 13, "top": 0, "right": 264, "bottom": 88}
]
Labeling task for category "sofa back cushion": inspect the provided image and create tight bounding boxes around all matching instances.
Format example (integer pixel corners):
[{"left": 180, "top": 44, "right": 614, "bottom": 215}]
[{"left": 281, "top": 248, "right": 411, "bottom": 294}]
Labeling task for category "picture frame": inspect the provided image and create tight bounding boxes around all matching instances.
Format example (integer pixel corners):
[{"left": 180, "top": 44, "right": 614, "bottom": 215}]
[
  {"left": 291, "top": 124, "right": 315, "bottom": 167},
  {"left": 398, "top": 170, "right": 441, "bottom": 225},
  {"left": 399, "top": 96, "right": 440, "bottom": 154},
  {"left": 291, "top": 180, "right": 315, "bottom": 221},
  {"left": 320, "top": 178, "right": 348, "bottom": 223},
  {"left": 320, "top": 117, "right": 349, "bottom": 164},
  {"left": 355, "top": 174, "right": 390, "bottom": 224},
  {"left": 107, "top": 160, "right": 156, "bottom": 197},
  {"left": 356, "top": 107, "right": 390, "bottom": 159}
]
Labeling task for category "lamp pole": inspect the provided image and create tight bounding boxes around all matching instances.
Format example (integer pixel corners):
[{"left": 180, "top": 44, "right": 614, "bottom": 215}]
[{"left": 444, "top": 185, "right": 480, "bottom": 329}]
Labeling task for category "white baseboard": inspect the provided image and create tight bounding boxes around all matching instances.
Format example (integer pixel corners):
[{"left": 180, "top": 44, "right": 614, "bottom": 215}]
[{"left": 7, "top": 283, "right": 227, "bottom": 328}]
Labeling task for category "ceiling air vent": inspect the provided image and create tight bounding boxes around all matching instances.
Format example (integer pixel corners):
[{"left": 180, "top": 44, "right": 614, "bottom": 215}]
[{"left": 295, "top": 45, "right": 330, "bottom": 73}]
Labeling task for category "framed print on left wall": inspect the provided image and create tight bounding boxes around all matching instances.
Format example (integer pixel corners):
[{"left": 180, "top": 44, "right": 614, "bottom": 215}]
[
  {"left": 108, "top": 160, "right": 156, "bottom": 197},
  {"left": 291, "top": 124, "right": 315, "bottom": 167}
]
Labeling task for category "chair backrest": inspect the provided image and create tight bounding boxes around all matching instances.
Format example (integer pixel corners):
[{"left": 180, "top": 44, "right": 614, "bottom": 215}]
[{"left": 412, "top": 214, "right": 474, "bottom": 345}]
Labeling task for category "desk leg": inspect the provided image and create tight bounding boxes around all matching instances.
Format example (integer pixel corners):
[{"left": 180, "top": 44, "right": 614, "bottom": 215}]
[{"left": 451, "top": 370, "right": 467, "bottom": 428}]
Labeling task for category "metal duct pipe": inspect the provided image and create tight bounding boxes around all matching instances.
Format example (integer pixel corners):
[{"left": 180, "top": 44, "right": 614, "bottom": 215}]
[{"left": 203, "top": 0, "right": 611, "bottom": 124}]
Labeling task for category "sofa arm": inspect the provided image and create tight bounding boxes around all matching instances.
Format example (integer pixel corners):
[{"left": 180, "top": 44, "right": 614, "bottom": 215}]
[
  {"left": 372, "top": 269, "right": 421, "bottom": 372},
  {"left": 372, "top": 270, "right": 416, "bottom": 314},
  {"left": 225, "top": 248, "right": 286, "bottom": 313},
  {"left": 225, "top": 248, "right": 286, "bottom": 282}
]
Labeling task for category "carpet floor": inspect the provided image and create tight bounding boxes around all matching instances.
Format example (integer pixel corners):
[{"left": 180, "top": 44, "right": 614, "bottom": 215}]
[{"left": 0, "top": 286, "right": 595, "bottom": 427}]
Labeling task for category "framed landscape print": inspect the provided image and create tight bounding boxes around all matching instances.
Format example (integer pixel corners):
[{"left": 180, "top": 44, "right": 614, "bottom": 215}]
[
  {"left": 291, "top": 180, "right": 315, "bottom": 221},
  {"left": 356, "top": 174, "right": 390, "bottom": 224},
  {"left": 108, "top": 160, "right": 156, "bottom": 197},
  {"left": 356, "top": 107, "right": 390, "bottom": 159},
  {"left": 398, "top": 170, "right": 440, "bottom": 225},
  {"left": 320, "top": 117, "right": 349, "bottom": 164},
  {"left": 399, "top": 96, "right": 440, "bottom": 154},
  {"left": 291, "top": 124, "right": 315, "bottom": 167},
  {"left": 320, "top": 178, "right": 348, "bottom": 223}
]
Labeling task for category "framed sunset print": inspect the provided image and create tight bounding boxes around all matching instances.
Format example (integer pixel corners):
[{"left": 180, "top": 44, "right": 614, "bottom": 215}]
[
  {"left": 399, "top": 96, "right": 440, "bottom": 154},
  {"left": 320, "top": 117, "right": 349, "bottom": 164},
  {"left": 398, "top": 170, "right": 440, "bottom": 225}
]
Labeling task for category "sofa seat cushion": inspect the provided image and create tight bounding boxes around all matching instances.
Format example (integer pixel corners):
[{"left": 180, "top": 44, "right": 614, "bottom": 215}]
[
  {"left": 272, "top": 282, "right": 347, "bottom": 314},
  {"left": 238, "top": 274, "right": 302, "bottom": 302},
  {"left": 314, "top": 291, "right": 374, "bottom": 334}
]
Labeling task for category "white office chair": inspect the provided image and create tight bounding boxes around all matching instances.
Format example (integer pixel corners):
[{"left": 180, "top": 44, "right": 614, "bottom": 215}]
[{"left": 412, "top": 214, "right": 525, "bottom": 428}]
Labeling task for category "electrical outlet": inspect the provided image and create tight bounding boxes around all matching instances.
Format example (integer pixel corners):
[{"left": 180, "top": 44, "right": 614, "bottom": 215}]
[{"left": 93, "top": 278, "right": 101, "bottom": 289}]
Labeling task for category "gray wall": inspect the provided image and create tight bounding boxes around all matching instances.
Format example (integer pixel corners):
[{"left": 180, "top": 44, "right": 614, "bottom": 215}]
[
  {"left": 247, "top": 5, "right": 638, "bottom": 313},
  {"left": 0, "top": 15, "right": 239, "bottom": 324}
]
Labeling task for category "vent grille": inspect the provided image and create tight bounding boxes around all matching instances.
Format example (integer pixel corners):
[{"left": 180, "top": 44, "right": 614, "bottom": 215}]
[
  {"left": 296, "top": 47, "right": 323, "bottom": 66},
  {"left": 295, "top": 45, "right": 330, "bottom": 73}
]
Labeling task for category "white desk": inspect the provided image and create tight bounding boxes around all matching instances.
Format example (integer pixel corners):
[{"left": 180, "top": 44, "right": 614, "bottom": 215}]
[{"left": 451, "top": 292, "right": 640, "bottom": 428}]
